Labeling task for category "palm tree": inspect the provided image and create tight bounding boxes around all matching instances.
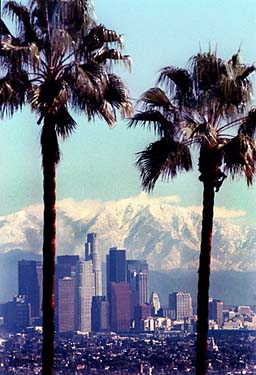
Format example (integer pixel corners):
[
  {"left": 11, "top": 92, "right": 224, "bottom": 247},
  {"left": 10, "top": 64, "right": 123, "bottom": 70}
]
[
  {"left": 130, "top": 50, "right": 256, "bottom": 375},
  {"left": 0, "top": 1, "right": 132, "bottom": 374}
]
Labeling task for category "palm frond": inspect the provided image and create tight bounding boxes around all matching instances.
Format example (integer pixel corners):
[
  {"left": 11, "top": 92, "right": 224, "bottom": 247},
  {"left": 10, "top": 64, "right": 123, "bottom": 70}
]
[
  {"left": 4, "top": 1, "right": 38, "bottom": 44},
  {"left": 237, "top": 65, "right": 255, "bottom": 81},
  {"left": 191, "top": 51, "right": 225, "bottom": 91},
  {"left": 70, "top": 64, "right": 104, "bottom": 113},
  {"left": 55, "top": 107, "right": 77, "bottom": 139},
  {"left": 56, "top": 0, "right": 95, "bottom": 37},
  {"left": 223, "top": 135, "right": 256, "bottom": 185},
  {"left": 190, "top": 51, "right": 255, "bottom": 120},
  {"left": 230, "top": 52, "right": 240, "bottom": 68},
  {"left": 50, "top": 29, "right": 73, "bottom": 64},
  {"left": 138, "top": 87, "right": 174, "bottom": 110},
  {"left": 98, "top": 100, "right": 116, "bottom": 126},
  {"left": 92, "top": 48, "right": 131, "bottom": 70},
  {"left": 190, "top": 123, "right": 219, "bottom": 146},
  {"left": 218, "top": 73, "right": 252, "bottom": 113},
  {"left": 157, "top": 66, "right": 192, "bottom": 98},
  {"left": 84, "top": 24, "right": 124, "bottom": 52},
  {"left": 0, "top": 37, "right": 40, "bottom": 71},
  {"left": 71, "top": 65, "right": 132, "bottom": 119},
  {"left": 0, "top": 70, "right": 30, "bottom": 117},
  {"left": 0, "top": 19, "right": 13, "bottom": 37},
  {"left": 136, "top": 138, "right": 192, "bottom": 192},
  {"left": 129, "top": 110, "right": 173, "bottom": 137},
  {"left": 29, "top": 85, "right": 40, "bottom": 110},
  {"left": 103, "top": 73, "right": 132, "bottom": 117},
  {"left": 83, "top": 60, "right": 105, "bottom": 75},
  {"left": 239, "top": 108, "right": 256, "bottom": 137}
]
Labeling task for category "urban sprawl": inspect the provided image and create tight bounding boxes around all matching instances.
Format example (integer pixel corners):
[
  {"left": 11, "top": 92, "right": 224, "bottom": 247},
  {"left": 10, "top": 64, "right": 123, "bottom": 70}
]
[{"left": 0, "top": 233, "right": 256, "bottom": 374}]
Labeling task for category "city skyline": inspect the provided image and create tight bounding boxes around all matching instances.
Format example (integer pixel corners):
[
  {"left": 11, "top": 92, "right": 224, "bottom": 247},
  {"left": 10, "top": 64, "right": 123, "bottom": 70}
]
[
  {"left": 1, "top": 200, "right": 256, "bottom": 307},
  {"left": 1, "top": 234, "right": 153, "bottom": 333},
  {"left": 2, "top": 249, "right": 256, "bottom": 334},
  {"left": 1, "top": 0, "right": 256, "bottom": 227}
]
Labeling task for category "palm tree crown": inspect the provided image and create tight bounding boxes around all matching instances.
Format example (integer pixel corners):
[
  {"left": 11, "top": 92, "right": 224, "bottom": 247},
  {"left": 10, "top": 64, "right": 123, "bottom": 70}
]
[
  {"left": 0, "top": 0, "right": 132, "bottom": 151},
  {"left": 130, "top": 50, "right": 256, "bottom": 190}
]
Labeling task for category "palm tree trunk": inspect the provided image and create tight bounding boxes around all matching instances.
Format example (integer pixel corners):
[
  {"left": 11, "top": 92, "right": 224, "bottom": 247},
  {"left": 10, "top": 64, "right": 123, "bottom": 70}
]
[
  {"left": 42, "top": 158, "right": 56, "bottom": 375},
  {"left": 196, "top": 180, "right": 215, "bottom": 375}
]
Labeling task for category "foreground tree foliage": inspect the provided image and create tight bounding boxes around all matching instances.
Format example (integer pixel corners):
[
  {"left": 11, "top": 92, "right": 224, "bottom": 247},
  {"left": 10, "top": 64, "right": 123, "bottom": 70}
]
[
  {"left": 130, "top": 50, "right": 256, "bottom": 375},
  {"left": 0, "top": 1, "right": 132, "bottom": 374}
]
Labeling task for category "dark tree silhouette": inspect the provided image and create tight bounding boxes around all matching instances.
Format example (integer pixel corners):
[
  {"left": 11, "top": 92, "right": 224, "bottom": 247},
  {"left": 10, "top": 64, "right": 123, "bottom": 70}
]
[
  {"left": 130, "top": 50, "right": 256, "bottom": 375},
  {"left": 0, "top": 1, "right": 132, "bottom": 374}
]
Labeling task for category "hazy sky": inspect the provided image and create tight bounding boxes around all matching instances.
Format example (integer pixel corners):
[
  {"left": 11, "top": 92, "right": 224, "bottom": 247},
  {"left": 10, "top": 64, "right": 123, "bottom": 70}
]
[{"left": 1, "top": 0, "right": 256, "bottom": 225}]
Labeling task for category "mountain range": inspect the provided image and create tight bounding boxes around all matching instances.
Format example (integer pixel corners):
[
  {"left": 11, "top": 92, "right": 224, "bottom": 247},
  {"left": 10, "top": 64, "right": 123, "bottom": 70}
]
[
  {"left": 0, "top": 193, "right": 256, "bottom": 305},
  {"left": 0, "top": 193, "right": 255, "bottom": 271}
]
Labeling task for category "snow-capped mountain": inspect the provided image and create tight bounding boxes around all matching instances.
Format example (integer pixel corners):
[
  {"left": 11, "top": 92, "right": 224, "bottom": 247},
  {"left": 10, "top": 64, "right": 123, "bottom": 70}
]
[{"left": 0, "top": 193, "right": 255, "bottom": 272}]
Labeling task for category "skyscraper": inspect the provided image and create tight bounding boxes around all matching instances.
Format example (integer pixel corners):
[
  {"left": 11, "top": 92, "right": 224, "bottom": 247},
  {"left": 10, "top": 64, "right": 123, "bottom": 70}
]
[
  {"left": 55, "top": 255, "right": 79, "bottom": 327},
  {"left": 56, "top": 255, "right": 79, "bottom": 279},
  {"left": 127, "top": 260, "right": 149, "bottom": 319},
  {"left": 169, "top": 292, "right": 193, "bottom": 320},
  {"left": 91, "top": 296, "right": 109, "bottom": 332},
  {"left": 209, "top": 298, "right": 223, "bottom": 326},
  {"left": 150, "top": 291, "right": 161, "bottom": 316},
  {"left": 106, "top": 247, "right": 127, "bottom": 301},
  {"left": 136, "top": 272, "right": 149, "bottom": 305},
  {"left": 75, "top": 260, "right": 94, "bottom": 332},
  {"left": 85, "top": 233, "right": 103, "bottom": 296},
  {"left": 58, "top": 277, "right": 75, "bottom": 333},
  {"left": 106, "top": 247, "right": 129, "bottom": 330},
  {"left": 111, "top": 282, "right": 131, "bottom": 332},
  {"left": 18, "top": 260, "right": 42, "bottom": 318},
  {"left": 5, "top": 295, "right": 31, "bottom": 331}
]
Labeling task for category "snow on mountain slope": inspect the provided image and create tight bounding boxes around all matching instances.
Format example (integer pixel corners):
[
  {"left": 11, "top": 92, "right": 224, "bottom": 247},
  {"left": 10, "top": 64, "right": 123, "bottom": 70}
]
[{"left": 0, "top": 193, "right": 255, "bottom": 271}]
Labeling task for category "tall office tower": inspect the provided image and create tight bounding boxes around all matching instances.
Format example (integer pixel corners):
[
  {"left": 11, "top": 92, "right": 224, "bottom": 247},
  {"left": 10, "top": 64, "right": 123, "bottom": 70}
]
[
  {"left": 150, "top": 291, "right": 160, "bottom": 316},
  {"left": 169, "top": 292, "right": 193, "bottom": 320},
  {"left": 58, "top": 277, "right": 75, "bottom": 333},
  {"left": 106, "top": 247, "right": 128, "bottom": 330},
  {"left": 209, "top": 298, "right": 224, "bottom": 326},
  {"left": 127, "top": 260, "right": 149, "bottom": 303},
  {"left": 5, "top": 295, "right": 31, "bottom": 331},
  {"left": 127, "top": 260, "right": 149, "bottom": 320},
  {"left": 85, "top": 233, "right": 103, "bottom": 296},
  {"left": 136, "top": 272, "right": 149, "bottom": 305},
  {"left": 106, "top": 247, "right": 127, "bottom": 301},
  {"left": 91, "top": 296, "right": 109, "bottom": 332},
  {"left": 36, "top": 263, "right": 43, "bottom": 319},
  {"left": 55, "top": 255, "right": 79, "bottom": 325},
  {"left": 56, "top": 255, "right": 80, "bottom": 279},
  {"left": 127, "top": 259, "right": 149, "bottom": 276},
  {"left": 111, "top": 282, "right": 131, "bottom": 332},
  {"left": 18, "top": 260, "right": 42, "bottom": 318},
  {"left": 75, "top": 260, "right": 94, "bottom": 332}
]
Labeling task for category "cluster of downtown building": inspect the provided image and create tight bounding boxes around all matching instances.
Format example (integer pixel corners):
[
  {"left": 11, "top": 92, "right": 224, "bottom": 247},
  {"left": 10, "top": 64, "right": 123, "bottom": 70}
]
[{"left": 1, "top": 233, "right": 256, "bottom": 334}]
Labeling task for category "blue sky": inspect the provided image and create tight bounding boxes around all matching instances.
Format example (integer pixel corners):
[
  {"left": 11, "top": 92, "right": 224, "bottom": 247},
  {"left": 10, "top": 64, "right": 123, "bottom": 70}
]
[{"left": 1, "top": 0, "right": 256, "bottom": 224}]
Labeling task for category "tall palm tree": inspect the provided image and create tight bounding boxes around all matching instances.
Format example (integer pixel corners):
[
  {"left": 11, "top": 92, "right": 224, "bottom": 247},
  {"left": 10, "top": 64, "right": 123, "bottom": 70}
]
[
  {"left": 0, "top": 1, "right": 132, "bottom": 374},
  {"left": 130, "top": 50, "right": 256, "bottom": 375}
]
